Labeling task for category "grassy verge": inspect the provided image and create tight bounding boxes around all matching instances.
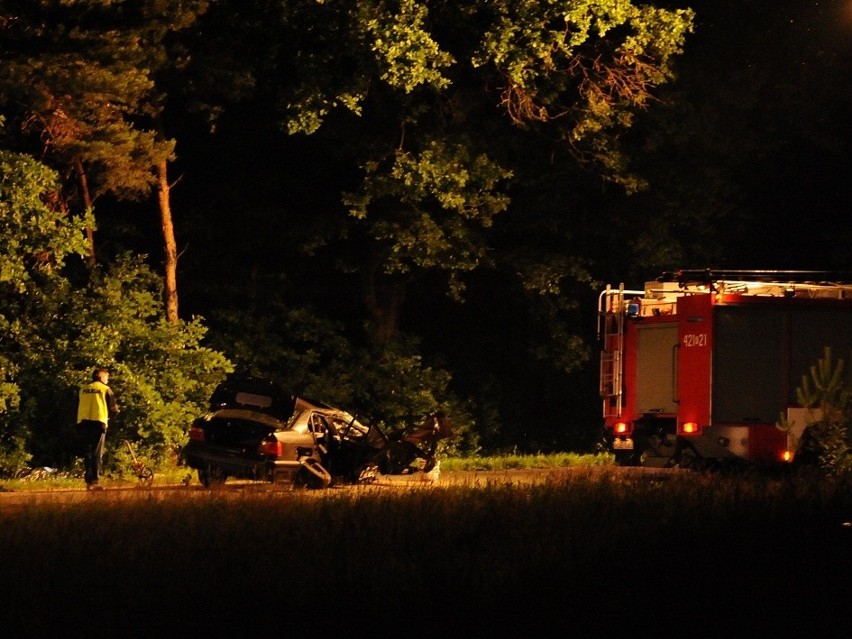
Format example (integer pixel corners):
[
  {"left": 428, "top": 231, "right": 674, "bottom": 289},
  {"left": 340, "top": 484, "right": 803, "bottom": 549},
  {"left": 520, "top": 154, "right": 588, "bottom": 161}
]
[
  {"left": 439, "top": 451, "right": 613, "bottom": 471},
  {"left": 0, "top": 452, "right": 613, "bottom": 491},
  {"left": 0, "top": 466, "right": 193, "bottom": 492}
]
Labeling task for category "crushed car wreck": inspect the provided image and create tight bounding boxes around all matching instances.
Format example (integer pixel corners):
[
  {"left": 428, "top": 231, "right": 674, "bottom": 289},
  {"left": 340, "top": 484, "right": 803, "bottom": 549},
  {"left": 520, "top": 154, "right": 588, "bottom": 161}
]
[{"left": 183, "top": 376, "right": 452, "bottom": 488}]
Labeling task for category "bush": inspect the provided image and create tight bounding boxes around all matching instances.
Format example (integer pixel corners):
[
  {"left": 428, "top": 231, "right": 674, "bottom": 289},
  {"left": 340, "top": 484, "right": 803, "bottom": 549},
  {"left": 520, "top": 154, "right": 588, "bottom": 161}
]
[{"left": 790, "top": 347, "right": 852, "bottom": 476}]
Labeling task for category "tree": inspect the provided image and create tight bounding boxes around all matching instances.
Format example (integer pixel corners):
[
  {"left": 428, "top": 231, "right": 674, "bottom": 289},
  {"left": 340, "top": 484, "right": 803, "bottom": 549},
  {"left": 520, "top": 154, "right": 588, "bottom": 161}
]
[
  {"left": 0, "top": 146, "right": 88, "bottom": 469},
  {"left": 0, "top": 0, "right": 212, "bottom": 323},
  {"left": 0, "top": 0, "right": 169, "bottom": 262},
  {"left": 343, "top": 139, "right": 512, "bottom": 342},
  {"left": 273, "top": 0, "right": 693, "bottom": 346},
  {"left": 789, "top": 347, "right": 852, "bottom": 475}
]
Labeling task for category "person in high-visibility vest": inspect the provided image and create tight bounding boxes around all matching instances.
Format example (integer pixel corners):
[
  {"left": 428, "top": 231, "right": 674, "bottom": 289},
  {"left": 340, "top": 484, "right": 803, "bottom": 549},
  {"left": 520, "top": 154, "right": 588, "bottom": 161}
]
[{"left": 76, "top": 367, "right": 120, "bottom": 490}]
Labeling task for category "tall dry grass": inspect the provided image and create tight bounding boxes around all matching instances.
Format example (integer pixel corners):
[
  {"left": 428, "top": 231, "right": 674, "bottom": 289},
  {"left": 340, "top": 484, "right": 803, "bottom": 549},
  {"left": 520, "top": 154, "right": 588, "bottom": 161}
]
[{"left": 0, "top": 470, "right": 849, "bottom": 636}]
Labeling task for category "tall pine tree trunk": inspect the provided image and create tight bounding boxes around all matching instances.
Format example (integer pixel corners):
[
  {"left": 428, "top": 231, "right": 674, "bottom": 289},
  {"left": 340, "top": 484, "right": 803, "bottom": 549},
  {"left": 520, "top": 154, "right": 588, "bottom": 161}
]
[
  {"left": 157, "top": 158, "right": 179, "bottom": 324},
  {"left": 74, "top": 157, "right": 96, "bottom": 268}
]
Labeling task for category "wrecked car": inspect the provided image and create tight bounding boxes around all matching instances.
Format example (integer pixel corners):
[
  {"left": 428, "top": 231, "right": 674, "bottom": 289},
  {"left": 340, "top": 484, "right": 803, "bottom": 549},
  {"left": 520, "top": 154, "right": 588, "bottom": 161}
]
[
  {"left": 183, "top": 376, "right": 451, "bottom": 488},
  {"left": 378, "top": 410, "right": 454, "bottom": 474}
]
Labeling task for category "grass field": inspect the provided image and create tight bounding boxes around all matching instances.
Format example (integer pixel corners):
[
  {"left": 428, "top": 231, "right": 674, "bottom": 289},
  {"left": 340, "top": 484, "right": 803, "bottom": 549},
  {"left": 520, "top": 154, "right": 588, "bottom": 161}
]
[{"left": 1, "top": 465, "right": 850, "bottom": 636}]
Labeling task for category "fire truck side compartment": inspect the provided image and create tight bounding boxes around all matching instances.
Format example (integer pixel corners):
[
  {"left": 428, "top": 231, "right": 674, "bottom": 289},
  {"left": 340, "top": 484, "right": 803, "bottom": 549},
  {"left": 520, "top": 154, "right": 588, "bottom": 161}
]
[
  {"left": 712, "top": 306, "right": 787, "bottom": 425},
  {"left": 713, "top": 304, "right": 852, "bottom": 425}
]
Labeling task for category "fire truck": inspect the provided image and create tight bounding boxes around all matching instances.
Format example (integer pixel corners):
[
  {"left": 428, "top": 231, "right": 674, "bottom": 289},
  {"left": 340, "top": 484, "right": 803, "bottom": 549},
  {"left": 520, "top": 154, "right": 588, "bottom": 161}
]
[{"left": 598, "top": 269, "right": 852, "bottom": 468}]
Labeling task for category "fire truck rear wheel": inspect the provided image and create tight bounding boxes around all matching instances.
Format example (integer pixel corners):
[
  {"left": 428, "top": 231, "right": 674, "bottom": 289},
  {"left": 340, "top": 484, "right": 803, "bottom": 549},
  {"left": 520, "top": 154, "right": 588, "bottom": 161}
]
[{"left": 676, "top": 447, "right": 707, "bottom": 470}]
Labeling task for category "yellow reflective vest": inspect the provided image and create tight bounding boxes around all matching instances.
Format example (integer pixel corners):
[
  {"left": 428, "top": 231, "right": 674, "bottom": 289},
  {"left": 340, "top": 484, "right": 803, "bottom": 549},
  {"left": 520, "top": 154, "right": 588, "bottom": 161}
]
[{"left": 77, "top": 380, "right": 116, "bottom": 425}]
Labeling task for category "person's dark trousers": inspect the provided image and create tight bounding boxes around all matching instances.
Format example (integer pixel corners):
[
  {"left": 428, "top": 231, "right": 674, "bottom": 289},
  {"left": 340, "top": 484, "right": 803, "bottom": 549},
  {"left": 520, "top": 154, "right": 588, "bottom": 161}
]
[{"left": 77, "top": 420, "right": 106, "bottom": 486}]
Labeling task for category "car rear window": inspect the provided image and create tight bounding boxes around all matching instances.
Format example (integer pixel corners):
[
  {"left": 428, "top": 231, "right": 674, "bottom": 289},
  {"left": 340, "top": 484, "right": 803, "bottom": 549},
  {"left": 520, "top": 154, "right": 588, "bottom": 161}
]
[{"left": 211, "top": 408, "right": 287, "bottom": 430}]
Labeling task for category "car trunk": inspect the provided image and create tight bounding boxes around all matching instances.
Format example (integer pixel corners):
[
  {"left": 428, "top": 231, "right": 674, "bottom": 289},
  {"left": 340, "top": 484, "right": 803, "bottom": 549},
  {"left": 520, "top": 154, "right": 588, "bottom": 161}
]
[{"left": 201, "top": 415, "right": 275, "bottom": 450}]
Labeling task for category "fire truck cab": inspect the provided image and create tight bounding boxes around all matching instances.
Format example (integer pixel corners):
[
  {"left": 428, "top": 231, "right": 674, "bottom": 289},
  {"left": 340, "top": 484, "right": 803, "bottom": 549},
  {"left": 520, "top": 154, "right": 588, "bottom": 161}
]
[{"left": 598, "top": 269, "right": 852, "bottom": 468}]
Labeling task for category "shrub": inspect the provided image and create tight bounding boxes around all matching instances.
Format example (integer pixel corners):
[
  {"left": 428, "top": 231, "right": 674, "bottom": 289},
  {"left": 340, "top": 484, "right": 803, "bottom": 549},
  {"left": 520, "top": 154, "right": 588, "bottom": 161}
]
[{"left": 791, "top": 347, "right": 852, "bottom": 476}]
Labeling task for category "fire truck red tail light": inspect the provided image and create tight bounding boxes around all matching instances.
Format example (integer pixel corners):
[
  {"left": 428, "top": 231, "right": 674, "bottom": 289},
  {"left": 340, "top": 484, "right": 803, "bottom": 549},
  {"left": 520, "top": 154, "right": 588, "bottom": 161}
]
[
  {"left": 613, "top": 421, "right": 632, "bottom": 436},
  {"left": 681, "top": 421, "right": 699, "bottom": 434}
]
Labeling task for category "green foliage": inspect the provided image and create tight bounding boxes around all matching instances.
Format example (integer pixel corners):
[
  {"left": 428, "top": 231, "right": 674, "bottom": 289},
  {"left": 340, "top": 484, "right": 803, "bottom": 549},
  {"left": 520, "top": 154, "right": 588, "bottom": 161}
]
[
  {"left": 0, "top": 149, "right": 88, "bottom": 469},
  {"left": 440, "top": 451, "right": 612, "bottom": 471},
  {"left": 796, "top": 347, "right": 850, "bottom": 424},
  {"left": 364, "top": 0, "right": 455, "bottom": 93},
  {"left": 206, "top": 301, "right": 358, "bottom": 402},
  {"left": 513, "top": 254, "right": 595, "bottom": 374},
  {"left": 345, "top": 140, "right": 511, "bottom": 300},
  {"left": 0, "top": 422, "right": 30, "bottom": 474},
  {"left": 472, "top": 0, "right": 694, "bottom": 188},
  {"left": 60, "top": 254, "right": 233, "bottom": 465},
  {"left": 275, "top": 0, "right": 693, "bottom": 362},
  {"left": 0, "top": 150, "right": 90, "bottom": 289},
  {"left": 279, "top": 0, "right": 373, "bottom": 135},
  {"left": 0, "top": 0, "right": 193, "bottom": 203},
  {"left": 185, "top": 0, "right": 696, "bottom": 447},
  {"left": 0, "top": 148, "right": 231, "bottom": 471},
  {"left": 786, "top": 347, "right": 852, "bottom": 476}
]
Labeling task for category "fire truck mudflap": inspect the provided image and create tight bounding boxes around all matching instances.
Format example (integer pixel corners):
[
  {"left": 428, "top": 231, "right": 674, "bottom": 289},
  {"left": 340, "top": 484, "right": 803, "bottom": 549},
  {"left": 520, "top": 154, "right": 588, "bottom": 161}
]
[{"left": 598, "top": 270, "right": 852, "bottom": 468}]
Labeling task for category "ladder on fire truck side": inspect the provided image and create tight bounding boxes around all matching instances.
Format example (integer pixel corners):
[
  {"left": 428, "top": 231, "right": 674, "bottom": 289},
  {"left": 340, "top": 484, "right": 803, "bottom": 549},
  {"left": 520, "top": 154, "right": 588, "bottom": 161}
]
[{"left": 597, "top": 284, "right": 644, "bottom": 420}]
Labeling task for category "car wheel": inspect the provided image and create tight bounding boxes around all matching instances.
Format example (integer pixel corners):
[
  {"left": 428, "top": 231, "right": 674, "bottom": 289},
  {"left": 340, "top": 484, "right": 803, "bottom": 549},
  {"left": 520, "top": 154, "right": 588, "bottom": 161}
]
[{"left": 198, "top": 467, "right": 226, "bottom": 487}]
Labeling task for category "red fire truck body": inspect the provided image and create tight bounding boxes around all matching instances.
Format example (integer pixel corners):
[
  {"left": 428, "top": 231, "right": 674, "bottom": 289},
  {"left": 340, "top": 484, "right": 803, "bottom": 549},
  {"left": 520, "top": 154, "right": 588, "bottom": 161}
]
[{"left": 598, "top": 271, "right": 852, "bottom": 467}]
